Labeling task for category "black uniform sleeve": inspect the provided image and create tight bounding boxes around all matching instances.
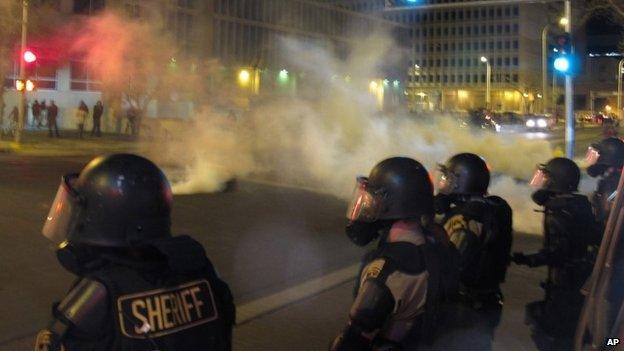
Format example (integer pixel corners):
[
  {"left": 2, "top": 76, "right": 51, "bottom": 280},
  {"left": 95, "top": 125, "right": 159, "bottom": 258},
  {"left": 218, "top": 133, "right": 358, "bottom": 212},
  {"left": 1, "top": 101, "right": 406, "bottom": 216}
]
[
  {"left": 330, "top": 274, "right": 395, "bottom": 351},
  {"left": 34, "top": 279, "right": 108, "bottom": 351}
]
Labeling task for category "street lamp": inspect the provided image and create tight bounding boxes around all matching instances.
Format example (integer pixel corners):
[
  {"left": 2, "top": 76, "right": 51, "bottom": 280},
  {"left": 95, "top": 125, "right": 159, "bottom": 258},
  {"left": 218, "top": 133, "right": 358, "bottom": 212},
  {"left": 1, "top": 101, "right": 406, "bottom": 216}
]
[
  {"left": 618, "top": 59, "right": 624, "bottom": 120},
  {"left": 480, "top": 56, "right": 491, "bottom": 109}
]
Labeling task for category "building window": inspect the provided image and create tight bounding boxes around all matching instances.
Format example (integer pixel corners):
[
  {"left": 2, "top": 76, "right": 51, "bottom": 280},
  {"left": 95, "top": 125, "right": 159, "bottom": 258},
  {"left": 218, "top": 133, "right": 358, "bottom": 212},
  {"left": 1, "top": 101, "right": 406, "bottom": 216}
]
[
  {"left": 70, "top": 60, "right": 100, "bottom": 91},
  {"left": 5, "top": 55, "right": 58, "bottom": 90},
  {"left": 73, "top": 0, "right": 105, "bottom": 14},
  {"left": 513, "top": 40, "right": 518, "bottom": 49},
  {"left": 505, "top": 57, "right": 510, "bottom": 66},
  {"left": 513, "top": 23, "right": 519, "bottom": 33},
  {"left": 513, "top": 6, "right": 519, "bottom": 16},
  {"left": 497, "top": 57, "right": 502, "bottom": 66},
  {"left": 513, "top": 74, "right": 518, "bottom": 82},
  {"left": 505, "top": 24, "right": 510, "bottom": 33},
  {"left": 513, "top": 57, "right": 518, "bottom": 66}
]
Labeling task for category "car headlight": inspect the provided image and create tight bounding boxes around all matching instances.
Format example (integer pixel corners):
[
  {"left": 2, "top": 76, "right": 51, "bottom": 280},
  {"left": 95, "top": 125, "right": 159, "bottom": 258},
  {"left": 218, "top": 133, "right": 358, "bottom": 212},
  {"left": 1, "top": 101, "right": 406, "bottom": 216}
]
[
  {"left": 526, "top": 119, "right": 536, "bottom": 127},
  {"left": 537, "top": 119, "right": 548, "bottom": 128}
]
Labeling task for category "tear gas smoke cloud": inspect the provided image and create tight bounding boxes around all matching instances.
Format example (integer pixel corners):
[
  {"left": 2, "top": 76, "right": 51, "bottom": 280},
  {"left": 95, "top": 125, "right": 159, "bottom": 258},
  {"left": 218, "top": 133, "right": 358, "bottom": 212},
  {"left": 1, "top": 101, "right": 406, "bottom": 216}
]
[{"left": 162, "top": 29, "right": 556, "bottom": 235}]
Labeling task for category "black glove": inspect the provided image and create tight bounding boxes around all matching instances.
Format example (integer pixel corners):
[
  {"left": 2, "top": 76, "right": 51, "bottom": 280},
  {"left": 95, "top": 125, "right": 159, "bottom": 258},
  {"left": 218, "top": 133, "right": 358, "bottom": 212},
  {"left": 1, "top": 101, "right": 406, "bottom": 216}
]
[{"left": 511, "top": 252, "right": 530, "bottom": 266}]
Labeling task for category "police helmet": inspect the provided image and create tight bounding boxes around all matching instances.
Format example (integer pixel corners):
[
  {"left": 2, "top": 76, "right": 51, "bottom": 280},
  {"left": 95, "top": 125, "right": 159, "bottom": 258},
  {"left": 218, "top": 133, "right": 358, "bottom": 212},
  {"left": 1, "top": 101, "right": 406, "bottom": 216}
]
[
  {"left": 43, "top": 154, "right": 172, "bottom": 247},
  {"left": 586, "top": 138, "right": 624, "bottom": 177},
  {"left": 529, "top": 157, "right": 579, "bottom": 193},
  {"left": 437, "top": 153, "right": 490, "bottom": 195},
  {"left": 346, "top": 157, "right": 434, "bottom": 222}
]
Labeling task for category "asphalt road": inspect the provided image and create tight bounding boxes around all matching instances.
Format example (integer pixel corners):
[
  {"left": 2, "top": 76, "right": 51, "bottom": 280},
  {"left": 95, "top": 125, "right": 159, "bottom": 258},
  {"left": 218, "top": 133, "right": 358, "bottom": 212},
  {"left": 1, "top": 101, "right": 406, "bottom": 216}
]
[{"left": 0, "top": 151, "right": 559, "bottom": 350}]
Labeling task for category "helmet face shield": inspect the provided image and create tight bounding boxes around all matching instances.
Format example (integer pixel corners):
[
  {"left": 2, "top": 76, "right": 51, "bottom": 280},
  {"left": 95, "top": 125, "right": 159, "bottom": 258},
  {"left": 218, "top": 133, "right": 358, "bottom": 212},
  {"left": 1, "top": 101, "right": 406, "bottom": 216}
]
[
  {"left": 585, "top": 146, "right": 601, "bottom": 167},
  {"left": 346, "top": 177, "right": 383, "bottom": 222},
  {"left": 42, "top": 174, "right": 80, "bottom": 244},
  {"left": 436, "top": 164, "right": 455, "bottom": 194},
  {"left": 529, "top": 166, "right": 548, "bottom": 189}
]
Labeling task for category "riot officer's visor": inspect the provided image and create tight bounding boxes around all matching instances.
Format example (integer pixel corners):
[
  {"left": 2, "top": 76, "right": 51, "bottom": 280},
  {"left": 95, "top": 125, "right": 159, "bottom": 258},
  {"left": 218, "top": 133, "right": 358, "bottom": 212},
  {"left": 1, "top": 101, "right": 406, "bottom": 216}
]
[
  {"left": 42, "top": 173, "right": 80, "bottom": 243},
  {"left": 585, "top": 145, "right": 601, "bottom": 166},
  {"left": 346, "top": 176, "right": 382, "bottom": 222},
  {"left": 436, "top": 164, "right": 455, "bottom": 194},
  {"left": 529, "top": 165, "right": 548, "bottom": 188}
]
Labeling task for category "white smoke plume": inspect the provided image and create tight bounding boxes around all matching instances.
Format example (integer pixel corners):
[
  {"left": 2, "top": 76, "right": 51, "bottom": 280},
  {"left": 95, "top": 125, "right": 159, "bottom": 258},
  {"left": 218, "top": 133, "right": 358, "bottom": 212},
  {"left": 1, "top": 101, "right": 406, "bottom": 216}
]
[{"left": 155, "top": 29, "right": 557, "bottom": 234}]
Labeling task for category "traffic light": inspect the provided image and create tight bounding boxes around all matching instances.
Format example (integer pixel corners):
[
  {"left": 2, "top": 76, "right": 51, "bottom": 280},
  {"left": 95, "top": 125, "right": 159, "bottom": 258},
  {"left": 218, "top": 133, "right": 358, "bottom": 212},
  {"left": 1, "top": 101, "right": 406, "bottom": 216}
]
[
  {"left": 553, "top": 33, "right": 576, "bottom": 75},
  {"left": 23, "top": 50, "right": 36, "bottom": 63},
  {"left": 15, "top": 79, "right": 35, "bottom": 91}
]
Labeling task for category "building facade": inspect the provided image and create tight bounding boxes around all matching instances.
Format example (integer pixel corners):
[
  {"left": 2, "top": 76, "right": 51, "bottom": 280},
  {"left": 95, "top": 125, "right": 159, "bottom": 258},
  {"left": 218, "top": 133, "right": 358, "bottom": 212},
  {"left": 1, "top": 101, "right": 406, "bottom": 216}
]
[
  {"left": 2, "top": 0, "right": 410, "bottom": 130},
  {"left": 331, "top": 0, "right": 551, "bottom": 112}
]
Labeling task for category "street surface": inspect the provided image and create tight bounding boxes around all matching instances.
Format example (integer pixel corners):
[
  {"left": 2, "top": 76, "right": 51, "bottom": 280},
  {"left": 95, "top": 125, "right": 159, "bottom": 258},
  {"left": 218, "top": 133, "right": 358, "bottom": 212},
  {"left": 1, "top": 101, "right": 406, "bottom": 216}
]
[{"left": 0, "top": 124, "right": 612, "bottom": 350}]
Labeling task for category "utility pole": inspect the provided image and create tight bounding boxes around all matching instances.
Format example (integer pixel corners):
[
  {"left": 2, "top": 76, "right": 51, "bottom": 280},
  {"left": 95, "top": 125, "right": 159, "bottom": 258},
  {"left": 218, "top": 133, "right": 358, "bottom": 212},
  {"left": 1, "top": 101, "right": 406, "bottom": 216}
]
[
  {"left": 618, "top": 59, "right": 624, "bottom": 120},
  {"left": 564, "top": 0, "right": 574, "bottom": 159},
  {"left": 16, "top": 0, "right": 29, "bottom": 144},
  {"left": 542, "top": 25, "right": 549, "bottom": 114}
]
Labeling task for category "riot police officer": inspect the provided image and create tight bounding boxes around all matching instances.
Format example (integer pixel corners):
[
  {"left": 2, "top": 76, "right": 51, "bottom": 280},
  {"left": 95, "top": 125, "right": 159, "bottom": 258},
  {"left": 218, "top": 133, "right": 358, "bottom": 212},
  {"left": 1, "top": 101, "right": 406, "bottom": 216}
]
[
  {"left": 586, "top": 137, "right": 624, "bottom": 226},
  {"left": 34, "top": 154, "right": 235, "bottom": 351},
  {"left": 330, "top": 157, "right": 454, "bottom": 351},
  {"left": 433, "top": 153, "right": 513, "bottom": 351},
  {"left": 512, "top": 157, "right": 597, "bottom": 351}
]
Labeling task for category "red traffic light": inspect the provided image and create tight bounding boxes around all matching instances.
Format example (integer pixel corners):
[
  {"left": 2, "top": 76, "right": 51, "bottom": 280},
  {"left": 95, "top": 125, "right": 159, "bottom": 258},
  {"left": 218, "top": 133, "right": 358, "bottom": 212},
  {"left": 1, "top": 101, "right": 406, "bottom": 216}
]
[{"left": 23, "top": 50, "right": 36, "bottom": 63}]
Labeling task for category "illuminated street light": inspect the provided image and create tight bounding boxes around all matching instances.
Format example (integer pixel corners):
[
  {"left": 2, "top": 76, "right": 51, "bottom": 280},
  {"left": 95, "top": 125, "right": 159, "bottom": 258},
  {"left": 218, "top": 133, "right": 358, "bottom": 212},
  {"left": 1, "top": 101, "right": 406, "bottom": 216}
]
[
  {"left": 559, "top": 17, "right": 569, "bottom": 27},
  {"left": 523, "top": 92, "right": 529, "bottom": 98},
  {"left": 383, "top": 79, "right": 390, "bottom": 87},
  {"left": 278, "top": 69, "right": 289, "bottom": 82},
  {"left": 238, "top": 69, "right": 251, "bottom": 86},
  {"left": 537, "top": 93, "right": 543, "bottom": 98},
  {"left": 480, "top": 56, "right": 491, "bottom": 108},
  {"left": 606, "top": 105, "right": 612, "bottom": 113},
  {"left": 393, "top": 80, "right": 400, "bottom": 88},
  {"left": 369, "top": 81, "right": 378, "bottom": 90}
]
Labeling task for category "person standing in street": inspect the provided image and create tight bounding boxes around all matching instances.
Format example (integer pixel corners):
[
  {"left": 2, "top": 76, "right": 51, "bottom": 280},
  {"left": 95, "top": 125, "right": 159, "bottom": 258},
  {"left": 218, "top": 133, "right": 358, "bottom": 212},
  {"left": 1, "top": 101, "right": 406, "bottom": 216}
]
[
  {"left": 75, "top": 101, "right": 88, "bottom": 139},
  {"left": 585, "top": 137, "right": 624, "bottom": 228},
  {"left": 34, "top": 154, "right": 235, "bottom": 351},
  {"left": 433, "top": 153, "right": 513, "bottom": 351},
  {"left": 32, "top": 99, "right": 41, "bottom": 128},
  {"left": 331, "top": 157, "right": 455, "bottom": 350},
  {"left": 39, "top": 100, "right": 47, "bottom": 128},
  {"left": 512, "top": 158, "right": 598, "bottom": 351},
  {"left": 92, "top": 101, "right": 103, "bottom": 137},
  {"left": 47, "top": 101, "right": 60, "bottom": 138}
]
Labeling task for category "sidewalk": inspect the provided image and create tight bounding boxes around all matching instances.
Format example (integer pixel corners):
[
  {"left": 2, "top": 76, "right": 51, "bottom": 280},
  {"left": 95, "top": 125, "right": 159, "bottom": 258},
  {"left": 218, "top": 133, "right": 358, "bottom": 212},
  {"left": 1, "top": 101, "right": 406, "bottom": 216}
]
[{"left": 0, "top": 130, "right": 142, "bottom": 156}]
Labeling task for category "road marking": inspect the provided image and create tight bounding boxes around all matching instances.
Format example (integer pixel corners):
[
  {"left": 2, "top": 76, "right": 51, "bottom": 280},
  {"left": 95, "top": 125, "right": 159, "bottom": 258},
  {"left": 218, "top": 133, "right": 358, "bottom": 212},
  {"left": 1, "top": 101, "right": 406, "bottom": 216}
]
[{"left": 236, "top": 263, "right": 360, "bottom": 325}]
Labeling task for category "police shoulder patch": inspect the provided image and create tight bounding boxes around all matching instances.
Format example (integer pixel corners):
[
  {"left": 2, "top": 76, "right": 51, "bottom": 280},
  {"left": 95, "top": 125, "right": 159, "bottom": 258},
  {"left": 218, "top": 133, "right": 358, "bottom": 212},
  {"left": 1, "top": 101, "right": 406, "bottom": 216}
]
[
  {"left": 361, "top": 259, "right": 386, "bottom": 282},
  {"left": 117, "top": 279, "right": 218, "bottom": 339}
]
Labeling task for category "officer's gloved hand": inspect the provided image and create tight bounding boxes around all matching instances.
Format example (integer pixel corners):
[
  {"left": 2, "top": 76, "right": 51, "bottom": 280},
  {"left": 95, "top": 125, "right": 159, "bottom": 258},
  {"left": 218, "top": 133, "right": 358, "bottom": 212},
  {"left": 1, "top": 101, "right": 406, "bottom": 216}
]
[{"left": 511, "top": 252, "right": 529, "bottom": 266}]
